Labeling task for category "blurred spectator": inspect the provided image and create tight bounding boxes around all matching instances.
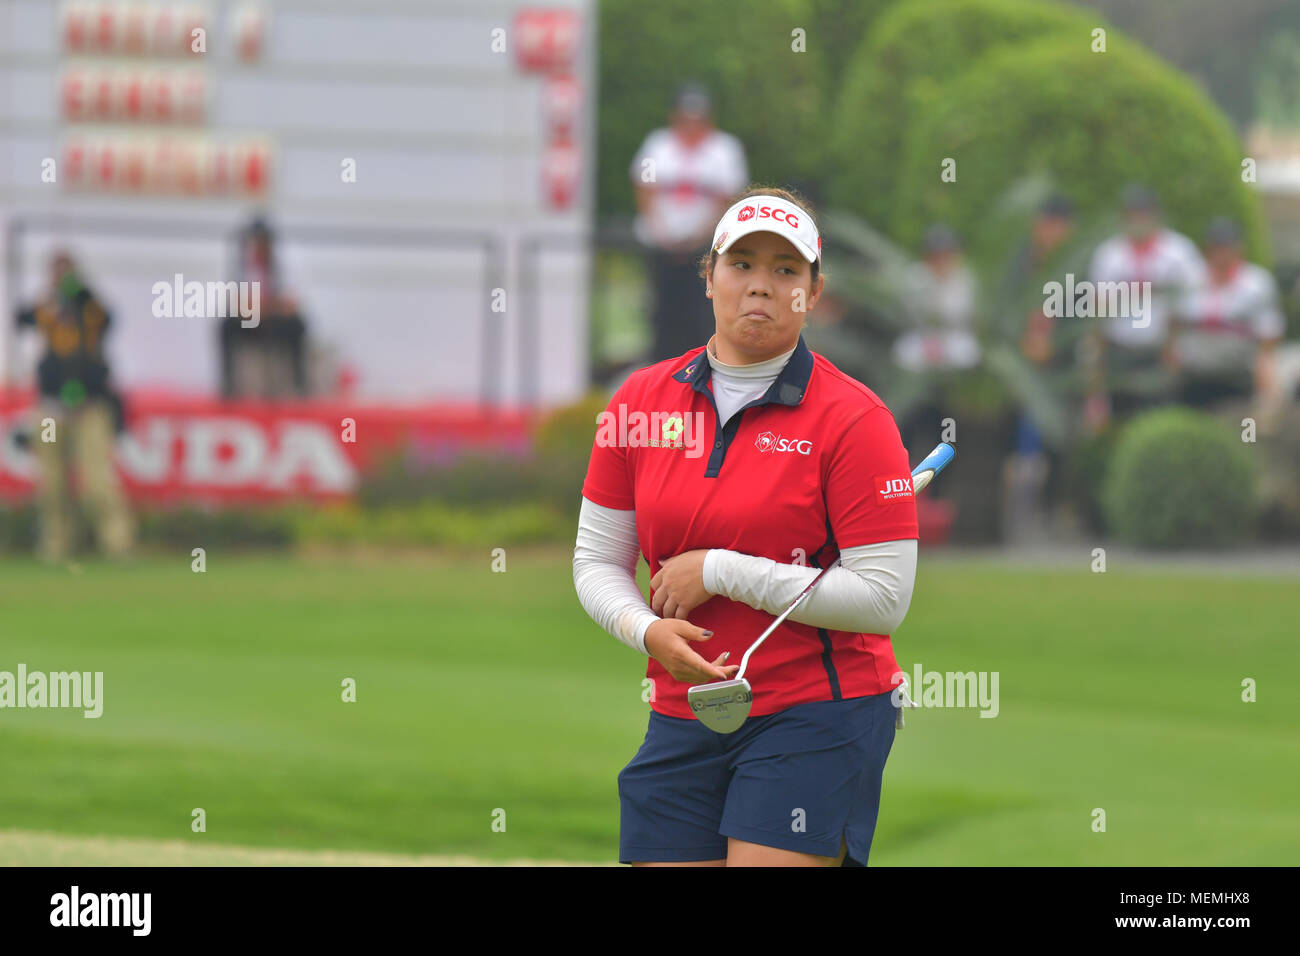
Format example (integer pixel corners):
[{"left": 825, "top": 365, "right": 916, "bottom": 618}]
[
  {"left": 630, "top": 83, "right": 748, "bottom": 363},
  {"left": 14, "top": 252, "right": 134, "bottom": 562},
  {"left": 1172, "top": 218, "right": 1284, "bottom": 411},
  {"left": 1010, "top": 194, "right": 1077, "bottom": 364},
  {"left": 219, "top": 217, "right": 308, "bottom": 399},
  {"left": 893, "top": 224, "right": 980, "bottom": 373},
  {"left": 894, "top": 225, "right": 979, "bottom": 456},
  {"left": 1003, "top": 195, "right": 1078, "bottom": 541},
  {"left": 1084, "top": 185, "right": 1205, "bottom": 430}
]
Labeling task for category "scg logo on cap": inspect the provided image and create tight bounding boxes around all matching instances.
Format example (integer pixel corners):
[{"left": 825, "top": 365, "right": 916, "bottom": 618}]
[
  {"left": 713, "top": 194, "right": 821, "bottom": 264},
  {"left": 738, "top": 204, "right": 800, "bottom": 228}
]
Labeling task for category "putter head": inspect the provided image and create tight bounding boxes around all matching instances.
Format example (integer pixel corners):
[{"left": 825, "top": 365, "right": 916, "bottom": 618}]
[{"left": 687, "top": 678, "right": 753, "bottom": 734}]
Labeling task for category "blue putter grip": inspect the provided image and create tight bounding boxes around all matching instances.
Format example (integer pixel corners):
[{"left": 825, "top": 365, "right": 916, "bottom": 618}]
[{"left": 911, "top": 442, "right": 955, "bottom": 492}]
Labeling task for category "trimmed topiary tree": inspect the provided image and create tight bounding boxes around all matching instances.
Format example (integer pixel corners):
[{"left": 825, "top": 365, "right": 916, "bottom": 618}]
[
  {"left": 827, "top": 0, "right": 1101, "bottom": 234},
  {"left": 1103, "top": 407, "right": 1258, "bottom": 550},
  {"left": 891, "top": 33, "right": 1270, "bottom": 264}
]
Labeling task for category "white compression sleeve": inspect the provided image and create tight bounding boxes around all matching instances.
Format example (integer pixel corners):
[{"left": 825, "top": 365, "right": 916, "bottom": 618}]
[
  {"left": 572, "top": 497, "right": 658, "bottom": 656},
  {"left": 701, "top": 539, "right": 917, "bottom": 635}
]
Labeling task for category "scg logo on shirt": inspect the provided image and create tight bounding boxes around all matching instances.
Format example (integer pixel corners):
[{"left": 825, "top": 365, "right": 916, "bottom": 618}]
[
  {"left": 876, "top": 476, "right": 914, "bottom": 501},
  {"left": 755, "top": 431, "right": 812, "bottom": 455}
]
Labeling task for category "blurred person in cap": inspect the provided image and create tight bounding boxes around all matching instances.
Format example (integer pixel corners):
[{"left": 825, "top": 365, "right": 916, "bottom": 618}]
[
  {"left": 892, "top": 224, "right": 978, "bottom": 460},
  {"left": 1083, "top": 184, "right": 1205, "bottom": 431},
  {"left": 1011, "top": 194, "right": 1077, "bottom": 365},
  {"left": 630, "top": 83, "right": 749, "bottom": 364},
  {"left": 1001, "top": 195, "right": 1078, "bottom": 541},
  {"left": 894, "top": 225, "right": 980, "bottom": 372},
  {"left": 219, "top": 216, "right": 308, "bottom": 399},
  {"left": 14, "top": 251, "right": 134, "bottom": 562},
  {"left": 1171, "top": 217, "right": 1284, "bottom": 413}
]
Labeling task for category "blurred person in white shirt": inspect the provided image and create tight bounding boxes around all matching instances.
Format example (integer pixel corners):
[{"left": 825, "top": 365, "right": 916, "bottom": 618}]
[
  {"left": 630, "top": 84, "right": 749, "bottom": 364},
  {"left": 892, "top": 224, "right": 978, "bottom": 470},
  {"left": 892, "top": 224, "right": 979, "bottom": 374},
  {"left": 1172, "top": 217, "right": 1284, "bottom": 412},
  {"left": 1083, "top": 185, "right": 1205, "bottom": 430}
]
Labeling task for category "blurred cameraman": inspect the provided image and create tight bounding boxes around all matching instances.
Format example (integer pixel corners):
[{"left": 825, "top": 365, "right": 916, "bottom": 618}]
[
  {"left": 14, "top": 251, "right": 134, "bottom": 562},
  {"left": 219, "top": 217, "right": 307, "bottom": 399}
]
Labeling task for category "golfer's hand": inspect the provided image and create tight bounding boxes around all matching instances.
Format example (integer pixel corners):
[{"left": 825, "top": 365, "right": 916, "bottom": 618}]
[
  {"left": 650, "top": 549, "right": 712, "bottom": 619},
  {"left": 644, "top": 619, "right": 739, "bottom": 684}
]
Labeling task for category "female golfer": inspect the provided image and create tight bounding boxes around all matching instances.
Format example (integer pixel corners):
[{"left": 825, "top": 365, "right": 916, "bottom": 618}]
[{"left": 574, "top": 186, "right": 919, "bottom": 866}]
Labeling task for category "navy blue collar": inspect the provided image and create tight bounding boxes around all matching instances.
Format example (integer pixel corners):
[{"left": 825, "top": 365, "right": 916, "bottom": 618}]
[{"left": 671, "top": 334, "right": 813, "bottom": 406}]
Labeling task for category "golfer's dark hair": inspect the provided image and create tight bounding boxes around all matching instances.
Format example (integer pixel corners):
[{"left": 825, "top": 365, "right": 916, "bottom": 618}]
[{"left": 698, "top": 184, "right": 823, "bottom": 288}]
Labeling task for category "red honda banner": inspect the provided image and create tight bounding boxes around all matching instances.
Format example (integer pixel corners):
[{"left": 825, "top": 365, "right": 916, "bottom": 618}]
[{"left": 0, "top": 390, "right": 535, "bottom": 505}]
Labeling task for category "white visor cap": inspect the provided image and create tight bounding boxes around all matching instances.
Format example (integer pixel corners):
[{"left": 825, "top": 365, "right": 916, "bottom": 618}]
[{"left": 711, "top": 194, "right": 821, "bottom": 264}]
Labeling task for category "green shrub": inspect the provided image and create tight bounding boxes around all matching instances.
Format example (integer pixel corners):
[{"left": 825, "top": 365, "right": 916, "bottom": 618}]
[
  {"left": 362, "top": 450, "right": 540, "bottom": 508},
  {"left": 294, "top": 501, "right": 571, "bottom": 548},
  {"left": 1064, "top": 425, "right": 1120, "bottom": 535},
  {"left": 0, "top": 505, "right": 38, "bottom": 550},
  {"left": 0, "top": 504, "right": 298, "bottom": 553},
  {"left": 359, "top": 391, "right": 608, "bottom": 522},
  {"left": 535, "top": 389, "right": 612, "bottom": 461},
  {"left": 136, "top": 506, "right": 299, "bottom": 548},
  {"left": 1103, "top": 407, "right": 1257, "bottom": 549}
]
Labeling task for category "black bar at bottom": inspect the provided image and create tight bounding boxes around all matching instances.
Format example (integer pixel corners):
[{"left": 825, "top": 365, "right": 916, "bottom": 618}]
[{"left": 0, "top": 865, "right": 1280, "bottom": 942}]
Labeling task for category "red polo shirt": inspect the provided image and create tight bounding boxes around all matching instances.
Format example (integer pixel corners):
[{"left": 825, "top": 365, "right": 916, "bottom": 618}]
[{"left": 581, "top": 335, "right": 918, "bottom": 719}]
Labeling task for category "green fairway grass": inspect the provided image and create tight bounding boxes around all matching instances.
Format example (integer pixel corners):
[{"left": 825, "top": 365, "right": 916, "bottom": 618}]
[{"left": 1, "top": 548, "right": 1296, "bottom": 865}]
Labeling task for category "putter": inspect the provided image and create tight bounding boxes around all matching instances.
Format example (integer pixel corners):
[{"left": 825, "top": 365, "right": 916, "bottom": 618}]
[{"left": 687, "top": 441, "right": 955, "bottom": 733}]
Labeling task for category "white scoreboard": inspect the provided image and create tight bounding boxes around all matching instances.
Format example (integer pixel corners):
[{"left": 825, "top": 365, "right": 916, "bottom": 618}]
[{"left": 0, "top": 0, "right": 596, "bottom": 407}]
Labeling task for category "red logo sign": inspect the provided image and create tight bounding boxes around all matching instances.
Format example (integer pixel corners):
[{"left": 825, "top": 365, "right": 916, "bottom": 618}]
[
  {"left": 737, "top": 205, "right": 755, "bottom": 222},
  {"left": 0, "top": 391, "right": 532, "bottom": 504}
]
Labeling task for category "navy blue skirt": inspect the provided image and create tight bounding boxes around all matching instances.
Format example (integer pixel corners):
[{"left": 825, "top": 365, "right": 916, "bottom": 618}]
[{"left": 618, "top": 690, "right": 897, "bottom": 864}]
